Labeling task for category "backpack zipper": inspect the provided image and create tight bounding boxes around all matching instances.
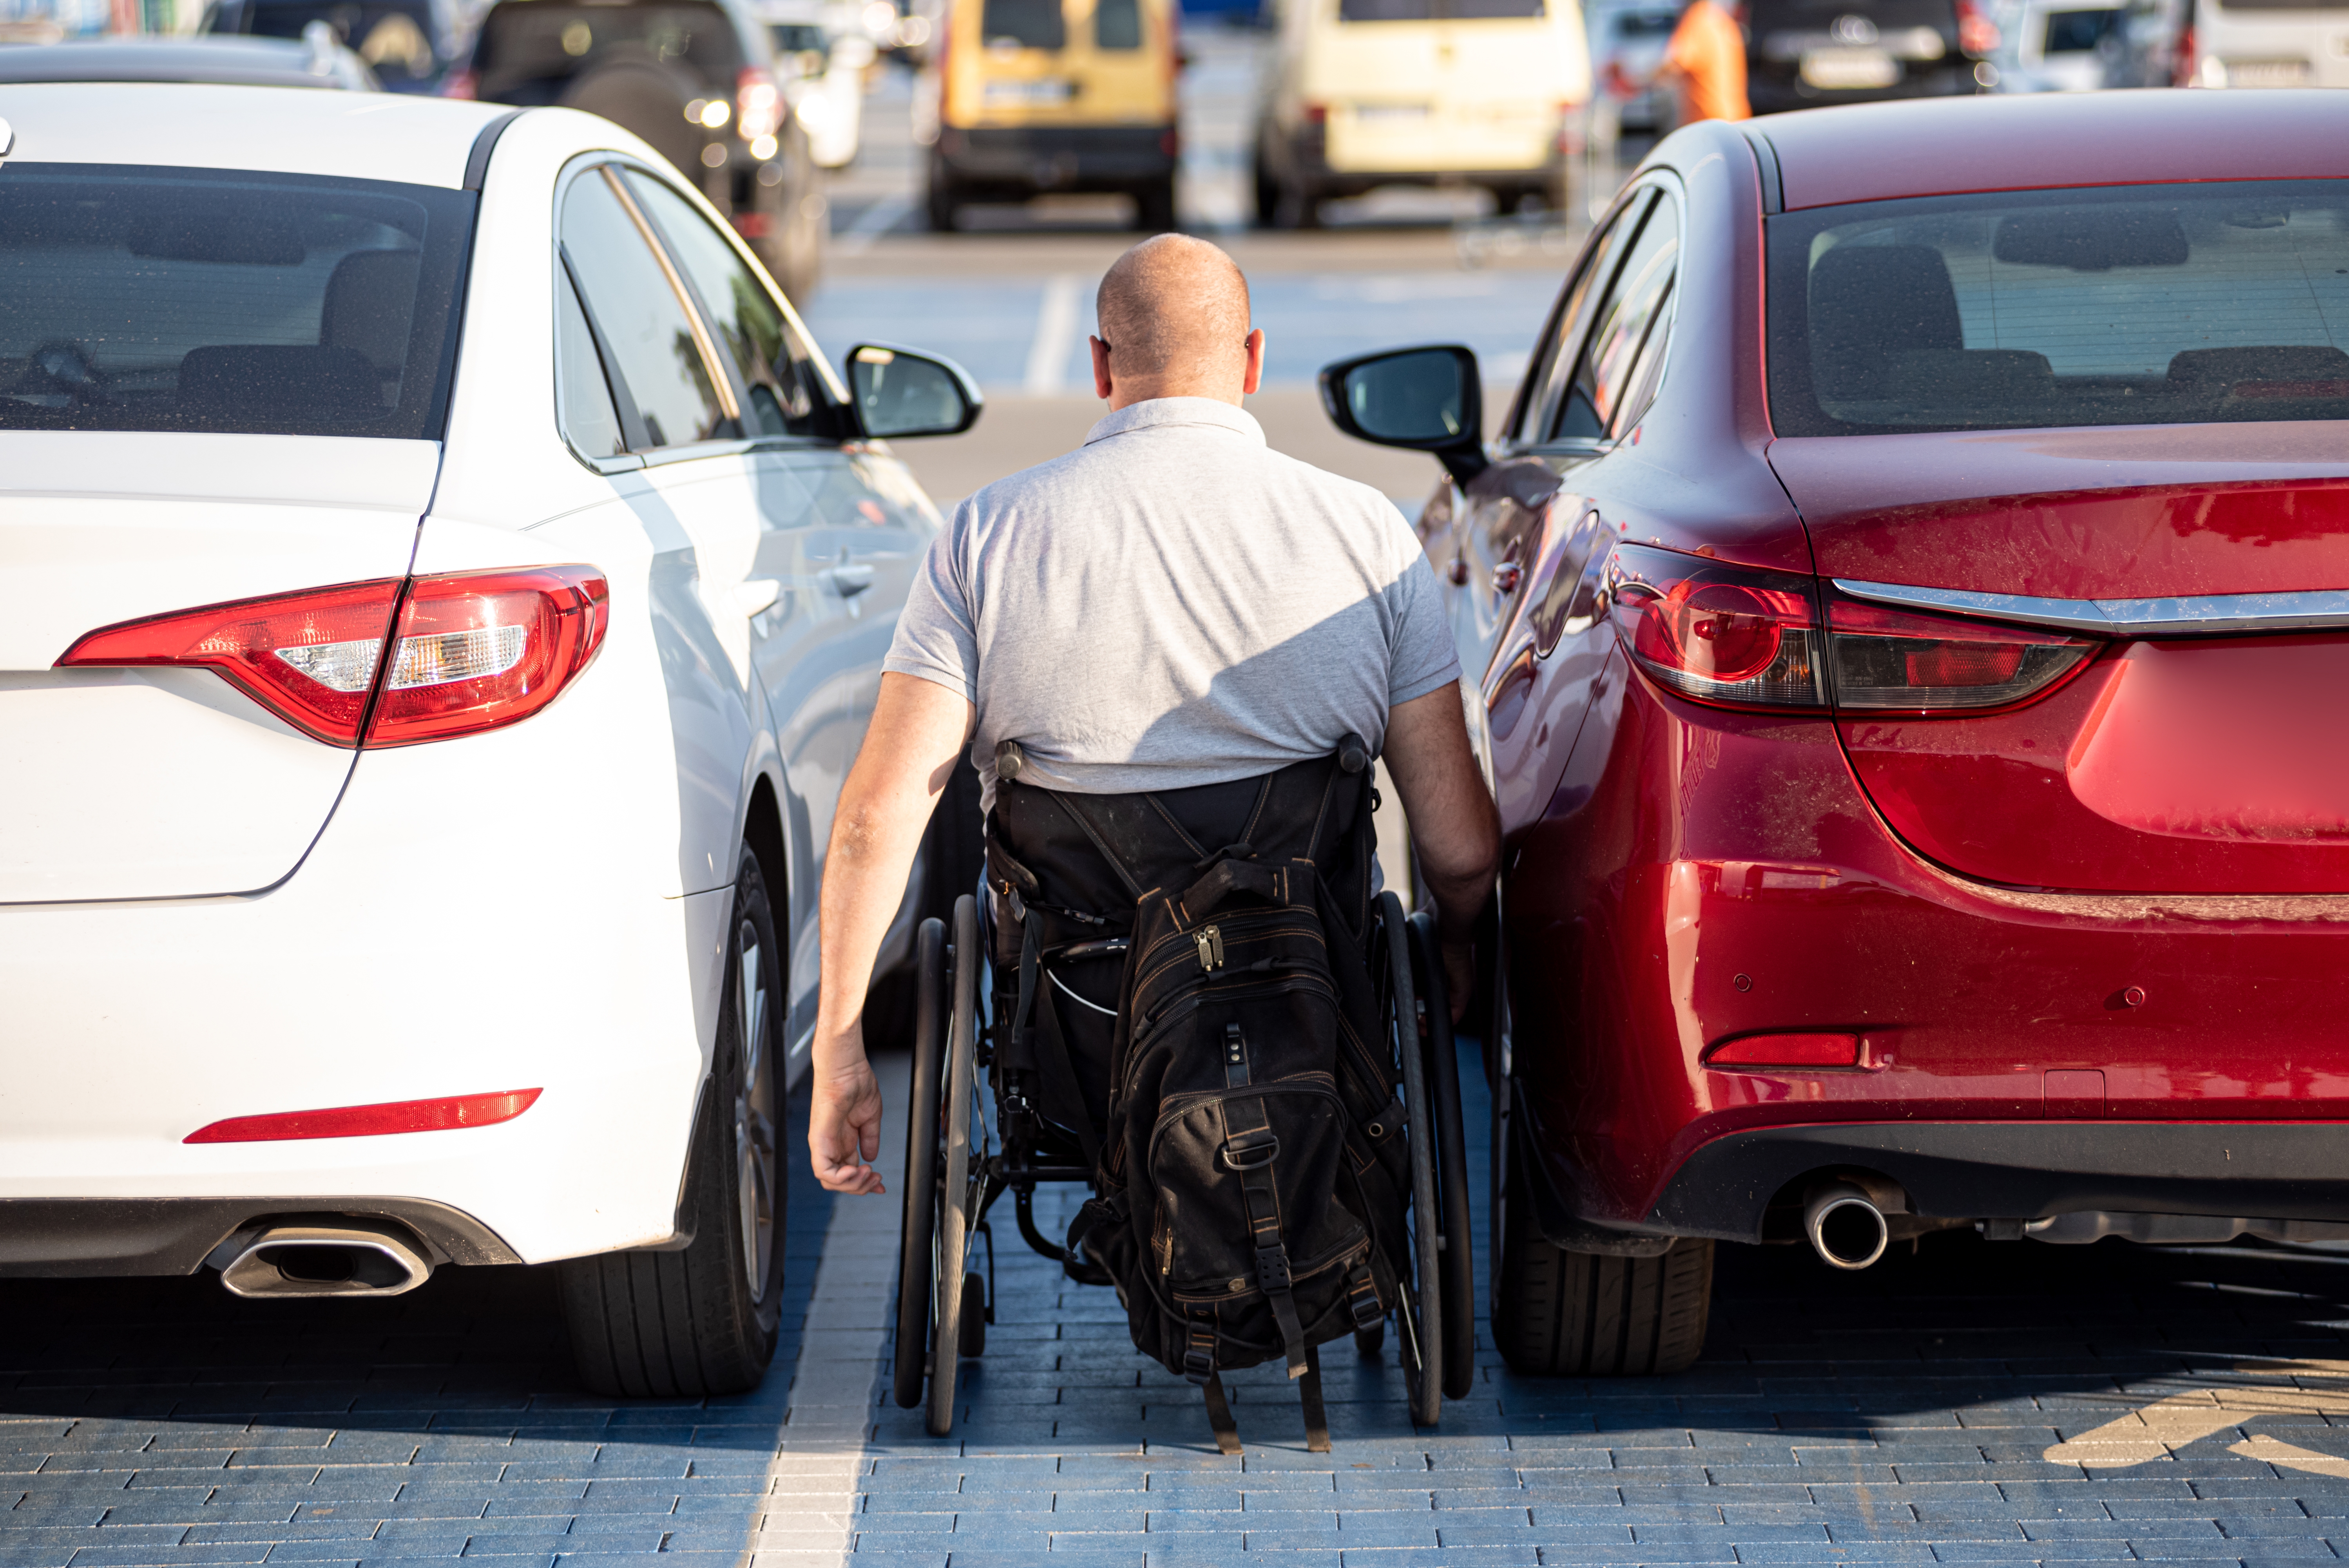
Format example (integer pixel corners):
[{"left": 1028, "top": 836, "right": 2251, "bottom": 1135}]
[{"left": 1194, "top": 925, "right": 1224, "bottom": 972}]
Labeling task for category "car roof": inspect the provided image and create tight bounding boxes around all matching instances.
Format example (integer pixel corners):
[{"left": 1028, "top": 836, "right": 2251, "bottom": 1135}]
[
  {"left": 1756, "top": 89, "right": 2349, "bottom": 210},
  {"left": 0, "top": 36, "right": 362, "bottom": 86},
  {"left": 0, "top": 82, "right": 511, "bottom": 186}
]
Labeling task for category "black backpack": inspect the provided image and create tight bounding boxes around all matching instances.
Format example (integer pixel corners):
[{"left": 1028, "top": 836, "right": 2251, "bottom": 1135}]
[{"left": 985, "top": 743, "right": 1415, "bottom": 1454}]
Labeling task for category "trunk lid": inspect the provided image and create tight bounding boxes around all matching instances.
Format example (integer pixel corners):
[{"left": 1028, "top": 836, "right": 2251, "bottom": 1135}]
[
  {"left": 1771, "top": 424, "right": 2349, "bottom": 894},
  {"left": 0, "top": 433, "right": 436, "bottom": 903}
]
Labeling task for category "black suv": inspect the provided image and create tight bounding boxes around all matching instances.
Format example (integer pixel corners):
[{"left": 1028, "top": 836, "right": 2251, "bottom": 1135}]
[
  {"left": 455, "top": 0, "right": 825, "bottom": 299},
  {"left": 1744, "top": 0, "right": 1991, "bottom": 114}
]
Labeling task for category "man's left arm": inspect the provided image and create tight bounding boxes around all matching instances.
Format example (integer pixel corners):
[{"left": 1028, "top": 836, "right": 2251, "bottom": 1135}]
[{"left": 808, "top": 672, "right": 975, "bottom": 1195}]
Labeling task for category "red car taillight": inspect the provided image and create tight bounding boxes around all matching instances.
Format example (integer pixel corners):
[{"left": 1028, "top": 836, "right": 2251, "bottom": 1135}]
[
  {"left": 1605, "top": 543, "right": 1828, "bottom": 710},
  {"left": 1826, "top": 597, "right": 2092, "bottom": 713},
  {"left": 736, "top": 65, "right": 786, "bottom": 141},
  {"left": 441, "top": 64, "right": 477, "bottom": 98},
  {"left": 56, "top": 567, "right": 609, "bottom": 749},
  {"left": 1955, "top": 0, "right": 1999, "bottom": 53}
]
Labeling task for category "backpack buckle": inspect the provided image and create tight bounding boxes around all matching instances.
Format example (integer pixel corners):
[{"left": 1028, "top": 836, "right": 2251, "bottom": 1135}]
[
  {"left": 1222, "top": 1128, "right": 1280, "bottom": 1171},
  {"left": 1255, "top": 1245, "right": 1293, "bottom": 1294}
]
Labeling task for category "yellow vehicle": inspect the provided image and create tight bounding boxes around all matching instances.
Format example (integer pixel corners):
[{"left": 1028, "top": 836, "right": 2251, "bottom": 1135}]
[
  {"left": 918, "top": 0, "right": 1183, "bottom": 230},
  {"left": 1253, "top": 0, "right": 1590, "bottom": 227}
]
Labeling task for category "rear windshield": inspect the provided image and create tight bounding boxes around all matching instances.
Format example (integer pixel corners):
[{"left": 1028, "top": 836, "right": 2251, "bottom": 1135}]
[
  {"left": 2041, "top": 5, "right": 2117, "bottom": 48},
  {"left": 1338, "top": 0, "right": 1543, "bottom": 20},
  {"left": 246, "top": 0, "right": 446, "bottom": 82},
  {"left": 1766, "top": 179, "right": 2349, "bottom": 436},
  {"left": 1749, "top": 0, "right": 1953, "bottom": 33},
  {"left": 473, "top": 2, "right": 741, "bottom": 97},
  {"left": 0, "top": 164, "right": 473, "bottom": 439},
  {"left": 980, "top": 0, "right": 1065, "bottom": 49}
]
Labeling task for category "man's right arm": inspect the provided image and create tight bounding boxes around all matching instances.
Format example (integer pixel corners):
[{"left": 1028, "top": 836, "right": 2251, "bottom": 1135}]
[{"left": 1382, "top": 682, "right": 1502, "bottom": 1017}]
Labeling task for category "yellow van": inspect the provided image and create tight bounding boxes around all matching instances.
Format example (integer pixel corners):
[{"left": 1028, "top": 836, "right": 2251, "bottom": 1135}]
[
  {"left": 916, "top": 0, "right": 1182, "bottom": 230},
  {"left": 1252, "top": 0, "right": 1590, "bottom": 226}
]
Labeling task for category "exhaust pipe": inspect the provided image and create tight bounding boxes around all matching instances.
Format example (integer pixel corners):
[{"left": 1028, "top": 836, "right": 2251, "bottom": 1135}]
[
  {"left": 218, "top": 1222, "right": 433, "bottom": 1299},
  {"left": 1804, "top": 1181, "right": 1890, "bottom": 1271}
]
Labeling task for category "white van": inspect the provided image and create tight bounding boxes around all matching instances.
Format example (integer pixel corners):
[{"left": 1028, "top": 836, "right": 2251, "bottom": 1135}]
[
  {"left": 1988, "top": 0, "right": 2124, "bottom": 87},
  {"left": 2179, "top": 0, "right": 2349, "bottom": 86},
  {"left": 1252, "top": 0, "right": 1590, "bottom": 228}
]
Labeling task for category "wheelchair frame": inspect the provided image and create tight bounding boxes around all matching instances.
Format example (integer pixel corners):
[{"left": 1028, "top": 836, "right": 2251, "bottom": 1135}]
[{"left": 892, "top": 888, "right": 1475, "bottom": 1440}]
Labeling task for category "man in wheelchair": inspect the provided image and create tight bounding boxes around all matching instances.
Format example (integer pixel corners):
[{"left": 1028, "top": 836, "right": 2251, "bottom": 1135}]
[{"left": 806, "top": 234, "right": 1501, "bottom": 1446}]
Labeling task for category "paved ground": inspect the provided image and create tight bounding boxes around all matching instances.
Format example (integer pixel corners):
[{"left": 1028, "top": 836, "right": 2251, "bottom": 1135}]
[{"left": 18, "top": 1047, "right": 2349, "bottom": 1568}]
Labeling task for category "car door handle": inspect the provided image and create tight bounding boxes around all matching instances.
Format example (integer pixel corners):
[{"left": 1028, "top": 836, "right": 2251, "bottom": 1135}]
[
  {"left": 733, "top": 579, "right": 783, "bottom": 617},
  {"left": 828, "top": 562, "right": 875, "bottom": 597}
]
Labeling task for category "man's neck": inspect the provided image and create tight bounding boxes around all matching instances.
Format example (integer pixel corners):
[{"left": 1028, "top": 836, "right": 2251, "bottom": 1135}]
[{"left": 1106, "top": 384, "right": 1245, "bottom": 411}]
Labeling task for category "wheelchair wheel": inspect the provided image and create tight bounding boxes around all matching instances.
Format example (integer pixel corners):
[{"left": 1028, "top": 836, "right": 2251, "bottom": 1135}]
[
  {"left": 925, "top": 893, "right": 984, "bottom": 1438},
  {"left": 891, "top": 917, "right": 947, "bottom": 1411},
  {"left": 1408, "top": 911, "right": 1478, "bottom": 1402},
  {"left": 1376, "top": 891, "right": 1444, "bottom": 1427}
]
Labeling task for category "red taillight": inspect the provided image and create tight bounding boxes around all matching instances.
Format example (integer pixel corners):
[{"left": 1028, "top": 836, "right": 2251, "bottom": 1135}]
[
  {"left": 733, "top": 210, "right": 774, "bottom": 238},
  {"left": 1302, "top": 101, "right": 1328, "bottom": 125},
  {"left": 1826, "top": 598, "right": 2091, "bottom": 713},
  {"left": 55, "top": 578, "right": 404, "bottom": 745},
  {"left": 1704, "top": 1033, "right": 1859, "bottom": 1068},
  {"left": 185, "top": 1088, "right": 542, "bottom": 1143},
  {"left": 1605, "top": 543, "right": 1826, "bottom": 709},
  {"left": 441, "top": 64, "right": 477, "bottom": 98},
  {"left": 56, "top": 567, "right": 609, "bottom": 749},
  {"left": 737, "top": 65, "right": 786, "bottom": 141},
  {"left": 1955, "top": 0, "right": 1999, "bottom": 53}
]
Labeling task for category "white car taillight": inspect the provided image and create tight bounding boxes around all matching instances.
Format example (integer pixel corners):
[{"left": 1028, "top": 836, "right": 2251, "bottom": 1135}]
[{"left": 56, "top": 567, "right": 609, "bottom": 748}]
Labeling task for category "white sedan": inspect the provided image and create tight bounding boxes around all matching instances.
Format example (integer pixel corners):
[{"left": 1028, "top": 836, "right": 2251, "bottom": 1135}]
[{"left": 0, "top": 84, "right": 979, "bottom": 1394}]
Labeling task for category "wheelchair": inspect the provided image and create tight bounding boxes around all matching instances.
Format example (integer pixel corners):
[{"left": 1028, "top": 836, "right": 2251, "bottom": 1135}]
[{"left": 891, "top": 885, "right": 1476, "bottom": 1439}]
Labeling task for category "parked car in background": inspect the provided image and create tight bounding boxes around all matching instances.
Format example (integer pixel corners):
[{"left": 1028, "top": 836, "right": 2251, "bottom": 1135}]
[
  {"left": 1744, "top": 0, "right": 1993, "bottom": 113},
  {"left": 0, "top": 81, "right": 981, "bottom": 1397},
  {"left": 0, "top": 30, "right": 377, "bottom": 87},
  {"left": 1320, "top": 91, "right": 2349, "bottom": 1374},
  {"left": 203, "top": 0, "right": 462, "bottom": 90},
  {"left": 1253, "top": 0, "right": 1590, "bottom": 227},
  {"left": 1985, "top": 0, "right": 2119, "bottom": 88},
  {"left": 916, "top": 0, "right": 1183, "bottom": 230},
  {"left": 451, "top": 0, "right": 826, "bottom": 300},
  {"left": 1586, "top": 0, "right": 1678, "bottom": 134},
  {"left": 2166, "top": 0, "right": 2349, "bottom": 85},
  {"left": 764, "top": 0, "right": 873, "bottom": 168}
]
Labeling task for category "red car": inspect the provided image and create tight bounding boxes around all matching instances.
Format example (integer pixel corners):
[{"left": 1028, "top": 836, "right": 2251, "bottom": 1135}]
[{"left": 1320, "top": 90, "right": 2349, "bottom": 1374}]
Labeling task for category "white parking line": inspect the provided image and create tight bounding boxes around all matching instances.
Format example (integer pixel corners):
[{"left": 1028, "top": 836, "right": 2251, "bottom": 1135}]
[
  {"left": 1023, "top": 273, "right": 1085, "bottom": 395},
  {"left": 834, "top": 194, "right": 914, "bottom": 259}
]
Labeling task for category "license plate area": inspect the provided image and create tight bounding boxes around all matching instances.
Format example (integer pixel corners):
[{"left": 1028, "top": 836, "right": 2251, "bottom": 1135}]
[
  {"left": 1800, "top": 46, "right": 1900, "bottom": 87},
  {"left": 983, "top": 77, "right": 1078, "bottom": 105}
]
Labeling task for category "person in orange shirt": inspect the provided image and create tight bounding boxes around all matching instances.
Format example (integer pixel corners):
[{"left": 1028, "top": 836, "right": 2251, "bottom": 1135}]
[{"left": 1608, "top": 0, "right": 1751, "bottom": 125}]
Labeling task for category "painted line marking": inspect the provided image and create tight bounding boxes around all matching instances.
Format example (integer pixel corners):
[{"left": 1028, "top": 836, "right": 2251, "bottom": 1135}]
[{"left": 1023, "top": 273, "right": 1084, "bottom": 395}]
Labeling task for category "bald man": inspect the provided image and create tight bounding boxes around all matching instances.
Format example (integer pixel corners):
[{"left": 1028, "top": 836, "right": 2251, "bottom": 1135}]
[{"left": 807, "top": 235, "right": 1500, "bottom": 1196}]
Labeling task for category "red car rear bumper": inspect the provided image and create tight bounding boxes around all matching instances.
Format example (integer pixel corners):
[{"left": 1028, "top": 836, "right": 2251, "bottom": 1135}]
[{"left": 1505, "top": 656, "right": 2349, "bottom": 1245}]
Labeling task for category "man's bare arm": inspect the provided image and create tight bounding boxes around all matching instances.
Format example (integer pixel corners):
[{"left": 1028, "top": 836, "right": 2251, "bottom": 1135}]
[
  {"left": 1382, "top": 682, "right": 1502, "bottom": 1014},
  {"left": 809, "top": 671, "right": 974, "bottom": 1195}
]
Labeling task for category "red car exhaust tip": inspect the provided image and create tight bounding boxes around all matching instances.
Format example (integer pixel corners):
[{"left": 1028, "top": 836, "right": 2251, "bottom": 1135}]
[
  {"left": 185, "top": 1089, "right": 543, "bottom": 1144},
  {"left": 1703, "top": 1033, "right": 1860, "bottom": 1070}
]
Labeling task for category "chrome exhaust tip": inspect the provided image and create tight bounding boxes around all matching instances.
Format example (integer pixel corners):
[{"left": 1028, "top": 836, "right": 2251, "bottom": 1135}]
[
  {"left": 1804, "top": 1181, "right": 1890, "bottom": 1271},
  {"left": 217, "top": 1223, "right": 432, "bottom": 1298}
]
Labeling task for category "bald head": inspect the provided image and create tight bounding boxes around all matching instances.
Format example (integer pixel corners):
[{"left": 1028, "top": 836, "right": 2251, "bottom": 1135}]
[{"left": 1090, "top": 235, "right": 1261, "bottom": 407}]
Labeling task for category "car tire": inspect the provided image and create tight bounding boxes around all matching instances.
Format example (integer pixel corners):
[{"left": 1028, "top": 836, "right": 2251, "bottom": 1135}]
[
  {"left": 1134, "top": 176, "right": 1178, "bottom": 232},
  {"left": 561, "top": 848, "right": 786, "bottom": 1397},
  {"left": 1252, "top": 139, "right": 1280, "bottom": 228},
  {"left": 1491, "top": 1104, "right": 1712, "bottom": 1377},
  {"left": 925, "top": 154, "right": 961, "bottom": 232}
]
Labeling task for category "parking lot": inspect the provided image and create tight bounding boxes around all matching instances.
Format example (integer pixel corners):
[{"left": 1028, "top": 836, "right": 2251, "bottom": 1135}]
[{"left": 10, "top": 1043, "right": 2349, "bottom": 1568}]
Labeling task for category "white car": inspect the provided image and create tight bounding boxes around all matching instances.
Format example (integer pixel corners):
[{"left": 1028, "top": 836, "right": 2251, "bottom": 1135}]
[
  {"left": 766, "top": 0, "right": 875, "bottom": 169},
  {"left": 0, "top": 84, "right": 980, "bottom": 1395}
]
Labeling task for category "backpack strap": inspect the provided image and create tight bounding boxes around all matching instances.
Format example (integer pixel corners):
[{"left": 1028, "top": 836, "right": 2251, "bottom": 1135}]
[
  {"left": 1299, "top": 1343, "right": 1331, "bottom": 1454},
  {"left": 1221, "top": 1023, "right": 1309, "bottom": 1380},
  {"left": 1199, "top": 1370, "right": 1242, "bottom": 1456}
]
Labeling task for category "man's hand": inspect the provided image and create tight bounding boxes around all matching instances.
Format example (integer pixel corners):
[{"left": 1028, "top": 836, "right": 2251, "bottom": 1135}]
[
  {"left": 810, "top": 1035, "right": 886, "bottom": 1195},
  {"left": 1383, "top": 681, "right": 1501, "bottom": 1022},
  {"left": 810, "top": 672, "right": 975, "bottom": 1195}
]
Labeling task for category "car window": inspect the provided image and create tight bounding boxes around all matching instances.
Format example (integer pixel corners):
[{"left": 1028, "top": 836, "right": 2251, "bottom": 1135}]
[
  {"left": 620, "top": 170, "right": 824, "bottom": 438},
  {"left": 982, "top": 0, "right": 1065, "bottom": 48},
  {"left": 0, "top": 163, "right": 472, "bottom": 438},
  {"left": 245, "top": 0, "right": 445, "bottom": 83},
  {"left": 473, "top": 1, "right": 743, "bottom": 101},
  {"left": 556, "top": 264, "right": 627, "bottom": 460},
  {"left": 1340, "top": 0, "right": 1542, "bottom": 16},
  {"left": 1766, "top": 178, "right": 2349, "bottom": 436},
  {"left": 1096, "top": 0, "right": 1143, "bottom": 46},
  {"left": 558, "top": 167, "right": 734, "bottom": 449},
  {"left": 1550, "top": 194, "right": 1679, "bottom": 442},
  {"left": 1512, "top": 189, "right": 1649, "bottom": 444}
]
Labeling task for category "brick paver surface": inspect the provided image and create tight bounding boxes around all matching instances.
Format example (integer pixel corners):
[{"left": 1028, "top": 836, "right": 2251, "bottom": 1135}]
[{"left": 9, "top": 1053, "right": 2349, "bottom": 1568}]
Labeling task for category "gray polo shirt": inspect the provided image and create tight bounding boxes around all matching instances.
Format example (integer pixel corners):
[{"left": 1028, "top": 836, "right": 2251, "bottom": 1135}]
[{"left": 882, "top": 397, "right": 1461, "bottom": 811}]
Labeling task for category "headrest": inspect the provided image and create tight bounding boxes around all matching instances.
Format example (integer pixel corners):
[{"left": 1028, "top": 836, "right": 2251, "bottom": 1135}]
[
  {"left": 1808, "top": 243, "right": 1963, "bottom": 404},
  {"left": 177, "top": 345, "right": 380, "bottom": 418},
  {"left": 320, "top": 249, "right": 422, "bottom": 373},
  {"left": 2168, "top": 345, "right": 2349, "bottom": 393}
]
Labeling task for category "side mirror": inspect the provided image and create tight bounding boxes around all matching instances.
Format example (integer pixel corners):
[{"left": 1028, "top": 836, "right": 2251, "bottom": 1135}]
[
  {"left": 1318, "top": 344, "right": 1487, "bottom": 484},
  {"left": 844, "top": 343, "right": 983, "bottom": 439}
]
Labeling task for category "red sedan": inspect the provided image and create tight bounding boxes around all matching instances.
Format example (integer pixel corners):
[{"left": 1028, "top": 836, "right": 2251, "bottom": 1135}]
[{"left": 1320, "top": 89, "right": 2349, "bottom": 1372}]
